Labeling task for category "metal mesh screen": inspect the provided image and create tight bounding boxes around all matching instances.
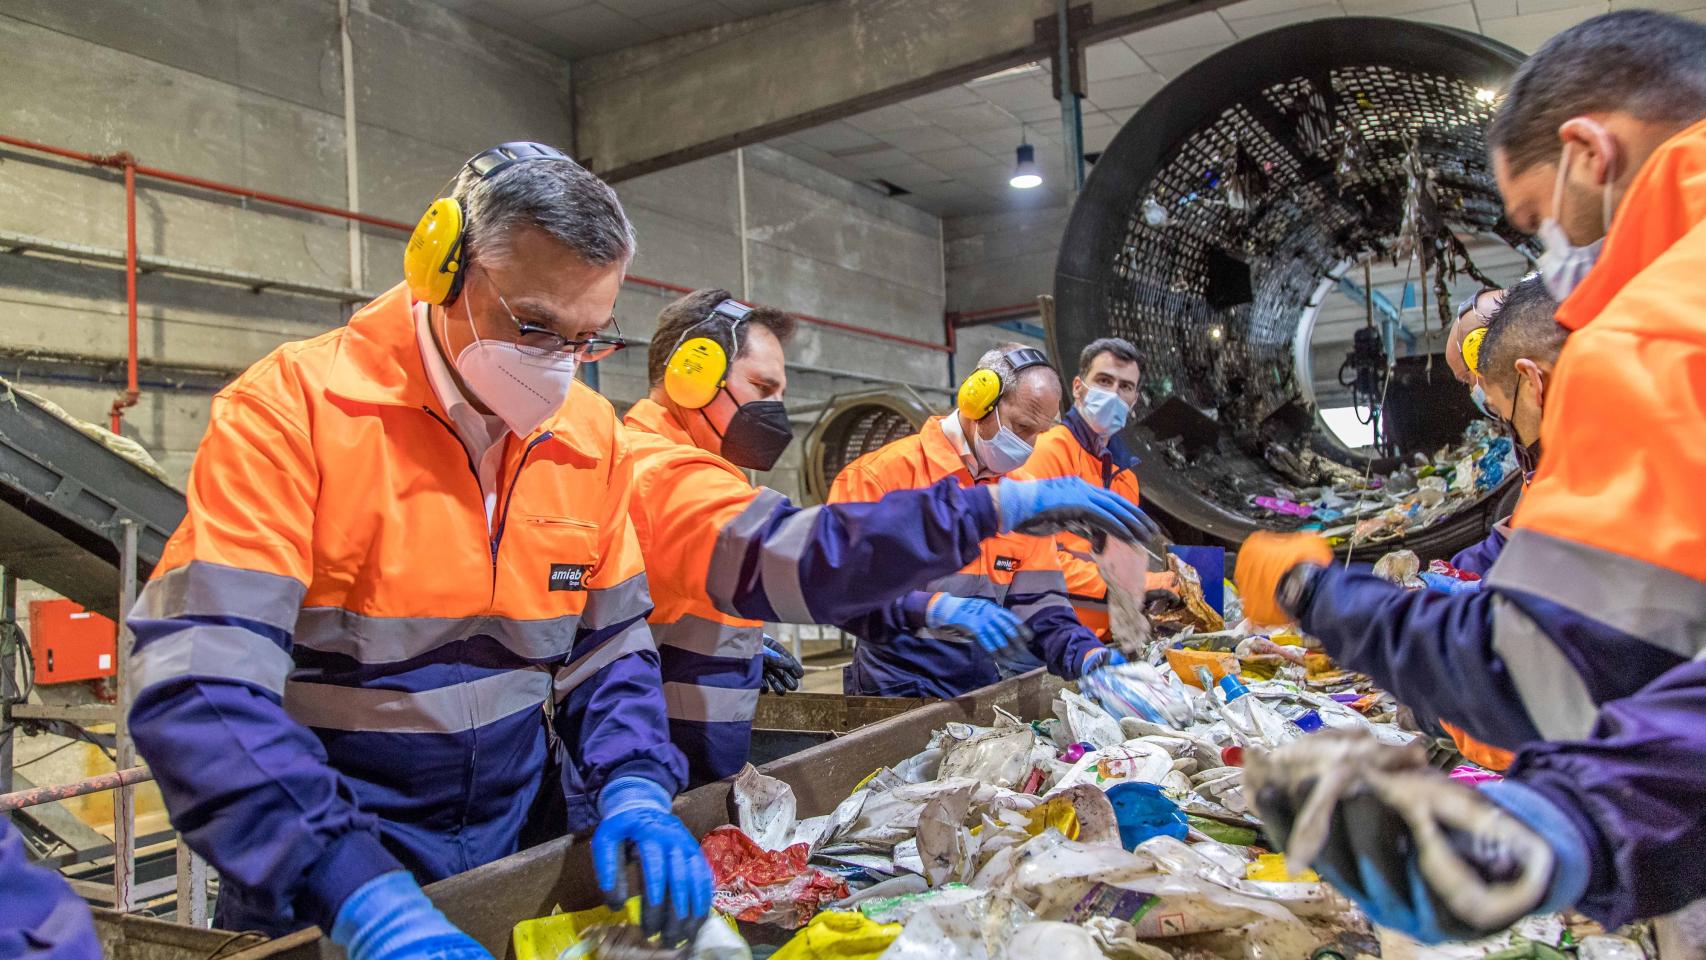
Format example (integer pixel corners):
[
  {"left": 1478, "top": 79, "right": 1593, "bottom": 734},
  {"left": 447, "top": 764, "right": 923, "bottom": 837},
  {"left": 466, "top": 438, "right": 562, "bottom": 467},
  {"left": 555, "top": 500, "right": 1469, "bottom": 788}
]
[{"left": 1104, "top": 64, "right": 1504, "bottom": 436}]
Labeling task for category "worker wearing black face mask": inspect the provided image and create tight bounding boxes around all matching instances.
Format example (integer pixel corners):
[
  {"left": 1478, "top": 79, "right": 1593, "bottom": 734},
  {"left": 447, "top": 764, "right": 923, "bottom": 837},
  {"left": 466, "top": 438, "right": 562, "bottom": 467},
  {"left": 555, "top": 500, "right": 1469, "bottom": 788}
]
[{"left": 622, "top": 290, "right": 1156, "bottom": 786}]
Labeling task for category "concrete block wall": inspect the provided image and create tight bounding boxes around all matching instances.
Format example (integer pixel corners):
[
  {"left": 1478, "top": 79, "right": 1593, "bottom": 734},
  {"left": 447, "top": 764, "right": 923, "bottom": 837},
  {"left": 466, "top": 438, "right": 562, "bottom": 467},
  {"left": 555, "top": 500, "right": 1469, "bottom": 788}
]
[
  {"left": 944, "top": 203, "right": 1071, "bottom": 317},
  {"left": 0, "top": 2, "right": 954, "bottom": 503}
]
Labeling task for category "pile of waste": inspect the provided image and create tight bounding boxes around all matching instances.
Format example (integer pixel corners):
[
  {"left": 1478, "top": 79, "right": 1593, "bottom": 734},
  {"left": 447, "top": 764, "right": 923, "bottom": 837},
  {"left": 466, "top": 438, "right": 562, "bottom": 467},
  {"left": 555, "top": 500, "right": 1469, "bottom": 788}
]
[{"left": 1245, "top": 422, "right": 1516, "bottom": 548}]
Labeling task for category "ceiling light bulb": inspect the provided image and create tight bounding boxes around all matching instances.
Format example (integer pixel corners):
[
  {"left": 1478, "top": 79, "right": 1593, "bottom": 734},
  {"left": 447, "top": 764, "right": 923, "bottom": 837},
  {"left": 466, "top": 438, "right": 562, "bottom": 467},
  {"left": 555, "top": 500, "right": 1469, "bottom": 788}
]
[
  {"left": 1475, "top": 87, "right": 1496, "bottom": 103},
  {"left": 1010, "top": 143, "right": 1042, "bottom": 189}
]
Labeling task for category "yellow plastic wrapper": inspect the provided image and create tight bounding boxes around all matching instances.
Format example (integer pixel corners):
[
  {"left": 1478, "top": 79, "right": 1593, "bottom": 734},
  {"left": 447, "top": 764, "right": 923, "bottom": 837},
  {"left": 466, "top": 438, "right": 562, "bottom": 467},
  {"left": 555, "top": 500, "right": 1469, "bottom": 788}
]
[
  {"left": 512, "top": 898, "right": 738, "bottom": 960},
  {"left": 771, "top": 910, "right": 902, "bottom": 960},
  {"left": 1245, "top": 852, "right": 1320, "bottom": 883}
]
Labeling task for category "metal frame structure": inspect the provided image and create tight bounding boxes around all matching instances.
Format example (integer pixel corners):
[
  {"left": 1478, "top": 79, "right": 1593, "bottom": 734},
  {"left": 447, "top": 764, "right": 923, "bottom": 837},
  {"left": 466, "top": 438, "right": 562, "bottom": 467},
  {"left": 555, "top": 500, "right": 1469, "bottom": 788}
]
[{"left": 1053, "top": 18, "right": 1527, "bottom": 555}]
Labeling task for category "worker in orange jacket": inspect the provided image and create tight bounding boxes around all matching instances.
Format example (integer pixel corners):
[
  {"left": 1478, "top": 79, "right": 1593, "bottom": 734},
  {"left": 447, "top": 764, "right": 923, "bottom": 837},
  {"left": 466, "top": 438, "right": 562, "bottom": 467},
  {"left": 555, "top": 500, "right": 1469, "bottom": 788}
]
[
  {"left": 831, "top": 344, "right": 1159, "bottom": 698},
  {"left": 125, "top": 144, "right": 708, "bottom": 951},
  {"left": 1238, "top": 12, "right": 1706, "bottom": 944},
  {"left": 1022, "top": 336, "right": 1178, "bottom": 637},
  {"left": 627, "top": 291, "right": 1160, "bottom": 785}
]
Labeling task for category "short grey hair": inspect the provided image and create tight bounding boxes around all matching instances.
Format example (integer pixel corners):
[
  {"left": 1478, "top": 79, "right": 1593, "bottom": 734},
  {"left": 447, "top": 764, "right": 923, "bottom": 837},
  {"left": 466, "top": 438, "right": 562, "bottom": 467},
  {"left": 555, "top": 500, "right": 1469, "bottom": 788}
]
[
  {"left": 452, "top": 157, "right": 636, "bottom": 268},
  {"left": 1078, "top": 337, "right": 1143, "bottom": 378},
  {"left": 975, "top": 344, "right": 1024, "bottom": 394}
]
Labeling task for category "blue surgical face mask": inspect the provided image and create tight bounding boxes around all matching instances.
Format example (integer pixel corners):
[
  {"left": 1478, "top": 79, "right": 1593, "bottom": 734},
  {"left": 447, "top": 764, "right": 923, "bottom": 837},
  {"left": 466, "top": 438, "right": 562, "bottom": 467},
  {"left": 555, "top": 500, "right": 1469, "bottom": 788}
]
[
  {"left": 1536, "top": 141, "right": 1612, "bottom": 302},
  {"left": 976, "top": 407, "right": 1034, "bottom": 476},
  {"left": 1079, "top": 386, "right": 1130, "bottom": 436},
  {"left": 1470, "top": 383, "right": 1491, "bottom": 418}
]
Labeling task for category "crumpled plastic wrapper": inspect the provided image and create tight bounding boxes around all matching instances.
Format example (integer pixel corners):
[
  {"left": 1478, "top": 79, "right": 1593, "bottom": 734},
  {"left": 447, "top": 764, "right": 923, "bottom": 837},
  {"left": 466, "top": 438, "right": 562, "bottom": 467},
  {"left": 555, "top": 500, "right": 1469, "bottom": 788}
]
[
  {"left": 1372, "top": 549, "right": 1423, "bottom": 587},
  {"left": 733, "top": 765, "right": 797, "bottom": 852},
  {"left": 1093, "top": 537, "right": 1157, "bottom": 658},
  {"left": 701, "top": 826, "right": 849, "bottom": 928},
  {"left": 1080, "top": 662, "right": 1196, "bottom": 728},
  {"left": 1148, "top": 553, "right": 1225, "bottom": 634}
]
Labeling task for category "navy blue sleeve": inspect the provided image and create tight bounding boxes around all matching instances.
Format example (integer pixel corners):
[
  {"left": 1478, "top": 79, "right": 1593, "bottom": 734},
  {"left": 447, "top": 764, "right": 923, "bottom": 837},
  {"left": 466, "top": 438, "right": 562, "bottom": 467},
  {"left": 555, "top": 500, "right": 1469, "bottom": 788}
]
[
  {"left": 1296, "top": 566, "right": 1543, "bottom": 748},
  {"left": 551, "top": 579, "right": 687, "bottom": 831},
  {"left": 707, "top": 480, "right": 999, "bottom": 626},
  {"left": 128, "top": 614, "right": 404, "bottom": 931},
  {"left": 1451, "top": 526, "right": 1508, "bottom": 576},
  {"left": 0, "top": 818, "right": 99, "bottom": 960},
  {"left": 1512, "top": 657, "right": 1706, "bottom": 928},
  {"left": 833, "top": 591, "right": 929, "bottom": 642},
  {"left": 1018, "top": 603, "right": 1102, "bottom": 680}
]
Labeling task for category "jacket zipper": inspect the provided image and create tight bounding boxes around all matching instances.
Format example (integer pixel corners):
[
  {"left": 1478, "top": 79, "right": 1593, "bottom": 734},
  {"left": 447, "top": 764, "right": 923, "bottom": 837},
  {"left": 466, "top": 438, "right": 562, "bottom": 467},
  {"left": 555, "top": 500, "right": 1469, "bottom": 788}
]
[{"left": 490, "top": 433, "right": 552, "bottom": 566}]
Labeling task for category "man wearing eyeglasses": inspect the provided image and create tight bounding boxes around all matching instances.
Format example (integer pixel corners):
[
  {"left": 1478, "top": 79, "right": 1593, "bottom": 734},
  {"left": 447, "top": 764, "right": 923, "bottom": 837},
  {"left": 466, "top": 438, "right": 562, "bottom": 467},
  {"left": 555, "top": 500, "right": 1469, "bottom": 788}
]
[{"left": 125, "top": 145, "right": 709, "bottom": 955}]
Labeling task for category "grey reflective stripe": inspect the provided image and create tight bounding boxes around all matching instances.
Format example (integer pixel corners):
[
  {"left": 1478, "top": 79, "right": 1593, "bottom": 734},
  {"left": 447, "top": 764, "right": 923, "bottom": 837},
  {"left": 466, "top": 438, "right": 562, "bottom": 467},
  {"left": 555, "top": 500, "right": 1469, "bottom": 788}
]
[
  {"left": 757, "top": 505, "right": 818, "bottom": 623},
  {"left": 663, "top": 681, "right": 760, "bottom": 723},
  {"left": 1010, "top": 570, "right": 1067, "bottom": 596},
  {"left": 295, "top": 609, "right": 581, "bottom": 664},
  {"left": 654, "top": 615, "right": 762, "bottom": 659},
  {"left": 1010, "top": 590, "right": 1072, "bottom": 621},
  {"left": 552, "top": 619, "right": 657, "bottom": 699},
  {"left": 284, "top": 668, "right": 551, "bottom": 734},
  {"left": 137, "top": 561, "right": 306, "bottom": 632},
  {"left": 582, "top": 573, "right": 653, "bottom": 630},
  {"left": 708, "top": 488, "right": 787, "bottom": 614},
  {"left": 1070, "top": 595, "right": 1110, "bottom": 612},
  {"left": 1490, "top": 595, "right": 1599, "bottom": 740},
  {"left": 927, "top": 572, "right": 999, "bottom": 600},
  {"left": 130, "top": 623, "right": 295, "bottom": 697},
  {"left": 1489, "top": 529, "right": 1706, "bottom": 660}
]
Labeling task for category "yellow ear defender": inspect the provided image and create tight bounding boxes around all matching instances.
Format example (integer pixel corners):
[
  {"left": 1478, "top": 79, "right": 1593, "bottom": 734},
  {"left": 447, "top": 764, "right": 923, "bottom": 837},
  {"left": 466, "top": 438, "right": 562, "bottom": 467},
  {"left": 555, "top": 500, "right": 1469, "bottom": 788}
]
[
  {"left": 403, "top": 141, "right": 571, "bottom": 305},
  {"left": 956, "top": 346, "right": 1051, "bottom": 420},
  {"left": 664, "top": 299, "right": 754, "bottom": 410},
  {"left": 1461, "top": 326, "right": 1488, "bottom": 375}
]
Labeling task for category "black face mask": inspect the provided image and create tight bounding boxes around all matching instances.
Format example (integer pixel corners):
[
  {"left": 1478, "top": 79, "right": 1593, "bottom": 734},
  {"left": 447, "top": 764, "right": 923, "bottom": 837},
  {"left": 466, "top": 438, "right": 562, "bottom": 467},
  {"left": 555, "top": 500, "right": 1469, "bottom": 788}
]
[{"left": 712, "top": 393, "right": 793, "bottom": 471}]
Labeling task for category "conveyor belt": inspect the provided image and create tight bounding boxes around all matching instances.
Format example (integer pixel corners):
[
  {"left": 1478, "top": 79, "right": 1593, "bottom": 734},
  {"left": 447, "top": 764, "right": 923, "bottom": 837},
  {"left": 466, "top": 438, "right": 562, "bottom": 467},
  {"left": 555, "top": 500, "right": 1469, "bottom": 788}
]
[{"left": 0, "top": 381, "right": 184, "bottom": 616}]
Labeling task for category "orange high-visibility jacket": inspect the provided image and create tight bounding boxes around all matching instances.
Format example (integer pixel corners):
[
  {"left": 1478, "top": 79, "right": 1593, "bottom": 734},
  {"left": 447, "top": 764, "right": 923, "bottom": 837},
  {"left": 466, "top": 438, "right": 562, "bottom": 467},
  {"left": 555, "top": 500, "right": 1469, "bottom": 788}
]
[
  {"left": 124, "top": 284, "right": 680, "bottom": 933},
  {"left": 623, "top": 398, "right": 1011, "bottom": 782},
  {"left": 828, "top": 415, "right": 1100, "bottom": 698},
  {"left": 1023, "top": 409, "right": 1143, "bottom": 636}
]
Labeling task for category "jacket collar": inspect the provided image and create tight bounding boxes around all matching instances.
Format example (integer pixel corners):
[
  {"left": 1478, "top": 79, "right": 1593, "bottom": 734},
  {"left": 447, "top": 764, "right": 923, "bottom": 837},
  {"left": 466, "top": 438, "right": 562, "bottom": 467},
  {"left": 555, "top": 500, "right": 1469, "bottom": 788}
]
[
  {"left": 921, "top": 415, "right": 979, "bottom": 483},
  {"left": 1556, "top": 117, "right": 1706, "bottom": 331},
  {"left": 1065, "top": 406, "right": 1140, "bottom": 473},
  {"left": 326, "top": 282, "right": 604, "bottom": 461}
]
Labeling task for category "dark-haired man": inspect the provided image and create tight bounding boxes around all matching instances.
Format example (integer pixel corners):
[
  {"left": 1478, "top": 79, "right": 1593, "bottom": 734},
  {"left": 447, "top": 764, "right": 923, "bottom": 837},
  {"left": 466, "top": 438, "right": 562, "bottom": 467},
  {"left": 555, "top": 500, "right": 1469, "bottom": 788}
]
[
  {"left": 1238, "top": 10, "right": 1706, "bottom": 944},
  {"left": 624, "top": 291, "right": 1156, "bottom": 785},
  {"left": 1022, "top": 337, "right": 1173, "bottom": 637}
]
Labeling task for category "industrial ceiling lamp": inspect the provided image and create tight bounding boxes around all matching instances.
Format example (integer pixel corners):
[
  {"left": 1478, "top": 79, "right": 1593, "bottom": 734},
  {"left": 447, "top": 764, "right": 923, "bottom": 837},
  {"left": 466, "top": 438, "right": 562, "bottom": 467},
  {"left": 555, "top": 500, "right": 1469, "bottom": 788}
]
[{"left": 1010, "top": 142, "right": 1042, "bottom": 189}]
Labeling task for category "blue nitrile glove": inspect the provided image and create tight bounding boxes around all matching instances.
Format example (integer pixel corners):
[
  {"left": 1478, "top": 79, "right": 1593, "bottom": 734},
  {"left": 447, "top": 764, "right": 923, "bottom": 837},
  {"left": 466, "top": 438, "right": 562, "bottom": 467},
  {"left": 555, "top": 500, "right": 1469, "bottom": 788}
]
[
  {"left": 1420, "top": 572, "right": 1483, "bottom": 595},
  {"left": 592, "top": 776, "right": 713, "bottom": 946},
  {"left": 1253, "top": 746, "right": 1589, "bottom": 944},
  {"left": 997, "top": 476, "right": 1162, "bottom": 546},
  {"left": 1081, "top": 645, "right": 1126, "bottom": 674},
  {"left": 331, "top": 871, "right": 493, "bottom": 960},
  {"left": 761, "top": 635, "right": 804, "bottom": 694},
  {"left": 925, "top": 594, "right": 1028, "bottom": 654}
]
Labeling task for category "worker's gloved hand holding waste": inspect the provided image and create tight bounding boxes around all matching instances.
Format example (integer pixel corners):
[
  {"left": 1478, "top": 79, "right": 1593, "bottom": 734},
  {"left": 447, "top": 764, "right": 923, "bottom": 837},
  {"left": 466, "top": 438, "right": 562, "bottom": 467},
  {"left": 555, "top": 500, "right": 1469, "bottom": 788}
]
[
  {"left": 1080, "top": 645, "right": 1126, "bottom": 675},
  {"left": 592, "top": 776, "right": 714, "bottom": 945},
  {"left": 925, "top": 594, "right": 1028, "bottom": 653},
  {"left": 331, "top": 870, "right": 494, "bottom": 960},
  {"left": 761, "top": 635, "right": 804, "bottom": 694},
  {"left": 1248, "top": 731, "right": 1590, "bottom": 944},
  {"left": 996, "top": 476, "right": 1161, "bottom": 546},
  {"left": 1233, "top": 531, "right": 1333, "bottom": 626}
]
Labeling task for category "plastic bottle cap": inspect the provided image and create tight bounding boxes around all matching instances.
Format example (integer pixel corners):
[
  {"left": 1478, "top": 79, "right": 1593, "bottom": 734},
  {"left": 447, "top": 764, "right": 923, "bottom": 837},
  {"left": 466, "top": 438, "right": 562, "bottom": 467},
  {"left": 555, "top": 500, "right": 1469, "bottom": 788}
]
[
  {"left": 1221, "top": 745, "right": 1244, "bottom": 767},
  {"left": 1293, "top": 710, "right": 1324, "bottom": 733}
]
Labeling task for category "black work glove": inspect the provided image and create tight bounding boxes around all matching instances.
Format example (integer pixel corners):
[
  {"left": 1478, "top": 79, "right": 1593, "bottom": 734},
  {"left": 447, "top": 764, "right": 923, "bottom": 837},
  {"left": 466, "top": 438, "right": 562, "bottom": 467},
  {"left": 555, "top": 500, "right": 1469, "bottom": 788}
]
[{"left": 760, "top": 635, "right": 803, "bottom": 695}]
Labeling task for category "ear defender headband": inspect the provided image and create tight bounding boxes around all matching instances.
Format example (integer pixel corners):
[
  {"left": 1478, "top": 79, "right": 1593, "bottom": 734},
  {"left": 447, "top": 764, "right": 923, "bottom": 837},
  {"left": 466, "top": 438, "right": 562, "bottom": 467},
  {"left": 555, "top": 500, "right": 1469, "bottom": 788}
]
[
  {"left": 664, "top": 299, "right": 755, "bottom": 410},
  {"left": 956, "top": 346, "right": 1051, "bottom": 421},
  {"left": 403, "top": 141, "right": 571, "bottom": 306},
  {"left": 1461, "top": 326, "right": 1488, "bottom": 376}
]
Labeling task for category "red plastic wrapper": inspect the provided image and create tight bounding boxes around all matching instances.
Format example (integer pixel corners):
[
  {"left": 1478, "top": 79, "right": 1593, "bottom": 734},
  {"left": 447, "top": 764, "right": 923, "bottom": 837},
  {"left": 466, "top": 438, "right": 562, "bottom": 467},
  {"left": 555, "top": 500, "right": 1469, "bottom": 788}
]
[
  {"left": 701, "top": 825, "right": 849, "bottom": 928},
  {"left": 1426, "top": 559, "right": 1481, "bottom": 582}
]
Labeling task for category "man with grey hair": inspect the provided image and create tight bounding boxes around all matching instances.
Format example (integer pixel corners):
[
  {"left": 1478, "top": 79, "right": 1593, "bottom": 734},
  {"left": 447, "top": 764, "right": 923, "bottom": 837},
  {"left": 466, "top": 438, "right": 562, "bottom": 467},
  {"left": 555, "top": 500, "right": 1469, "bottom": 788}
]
[
  {"left": 829, "top": 343, "right": 1155, "bottom": 697},
  {"left": 125, "top": 143, "right": 709, "bottom": 955}
]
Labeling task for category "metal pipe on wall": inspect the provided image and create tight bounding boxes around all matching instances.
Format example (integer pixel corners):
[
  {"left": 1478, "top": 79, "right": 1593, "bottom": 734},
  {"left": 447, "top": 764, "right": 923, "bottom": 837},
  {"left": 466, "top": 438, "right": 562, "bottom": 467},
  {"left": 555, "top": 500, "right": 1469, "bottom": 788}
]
[
  {"left": 0, "top": 765, "right": 154, "bottom": 813},
  {"left": 109, "top": 158, "right": 139, "bottom": 433},
  {"left": 338, "top": 0, "right": 364, "bottom": 291}
]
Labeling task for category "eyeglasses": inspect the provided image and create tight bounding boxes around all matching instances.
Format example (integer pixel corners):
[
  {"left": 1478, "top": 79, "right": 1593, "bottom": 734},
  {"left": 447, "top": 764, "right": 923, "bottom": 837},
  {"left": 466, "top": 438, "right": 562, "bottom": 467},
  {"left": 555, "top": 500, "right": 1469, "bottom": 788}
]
[{"left": 480, "top": 269, "right": 627, "bottom": 362}]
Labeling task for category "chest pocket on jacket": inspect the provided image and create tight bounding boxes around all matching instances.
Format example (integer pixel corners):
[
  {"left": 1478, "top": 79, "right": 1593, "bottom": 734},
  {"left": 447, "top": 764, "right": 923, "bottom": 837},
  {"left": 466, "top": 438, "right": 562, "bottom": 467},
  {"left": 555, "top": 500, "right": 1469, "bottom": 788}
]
[{"left": 506, "top": 516, "right": 603, "bottom": 624}]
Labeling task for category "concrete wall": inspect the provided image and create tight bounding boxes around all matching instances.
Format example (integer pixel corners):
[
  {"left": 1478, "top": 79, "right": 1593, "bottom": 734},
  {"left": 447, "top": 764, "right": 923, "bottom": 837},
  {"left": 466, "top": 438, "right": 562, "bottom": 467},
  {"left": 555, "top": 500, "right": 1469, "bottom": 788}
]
[
  {"left": 0, "top": 3, "right": 954, "bottom": 501},
  {"left": 0, "top": 0, "right": 573, "bottom": 481},
  {"left": 944, "top": 203, "right": 1071, "bottom": 317}
]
